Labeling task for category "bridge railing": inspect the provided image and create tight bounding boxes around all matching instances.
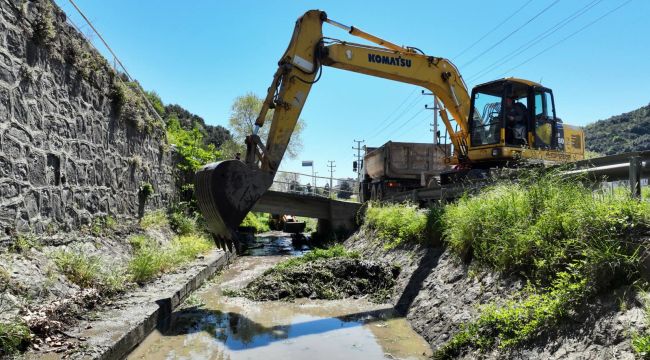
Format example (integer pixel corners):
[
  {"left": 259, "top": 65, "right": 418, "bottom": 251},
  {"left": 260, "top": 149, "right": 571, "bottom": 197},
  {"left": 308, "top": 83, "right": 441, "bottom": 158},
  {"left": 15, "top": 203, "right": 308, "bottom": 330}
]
[{"left": 271, "top": 170, "right": 359, "bottom": 200}]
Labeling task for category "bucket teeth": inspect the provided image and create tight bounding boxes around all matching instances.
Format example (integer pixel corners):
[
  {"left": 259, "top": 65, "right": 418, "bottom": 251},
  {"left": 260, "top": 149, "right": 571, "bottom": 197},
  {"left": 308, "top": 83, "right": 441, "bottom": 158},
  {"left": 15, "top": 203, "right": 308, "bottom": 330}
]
[{"left": 194, "top": 159, "right": 274, "bottom": 253}]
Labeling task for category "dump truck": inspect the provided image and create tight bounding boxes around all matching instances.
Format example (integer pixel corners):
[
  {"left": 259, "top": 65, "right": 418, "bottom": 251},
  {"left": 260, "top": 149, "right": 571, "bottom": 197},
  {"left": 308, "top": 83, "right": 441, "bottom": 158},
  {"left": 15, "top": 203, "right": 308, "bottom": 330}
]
[{"left": 358, "top": 142, "right": 451, "bottom": 202}]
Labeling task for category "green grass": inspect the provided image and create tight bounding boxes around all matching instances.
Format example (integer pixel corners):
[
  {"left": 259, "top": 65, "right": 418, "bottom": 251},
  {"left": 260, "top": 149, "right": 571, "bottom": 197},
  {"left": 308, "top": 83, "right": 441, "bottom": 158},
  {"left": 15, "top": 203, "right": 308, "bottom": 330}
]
[
  {"left": 9, "top": 233, "right": 39, "bottom": 253},
  {"left": 432, "top": 172, "right": 650, "bottom": 356},
  {"left": 0, "top": 320, "right": 31, "bottom": 356},
  {"left": 364, "top": 202, "right": 441, "bottom": 249},
  {"left": 632, "top": 292, "right": 650, "bottom": 358},
  {"left": 139, "top": 210, "right": 169, "bottom": 230},
  {"left": 240, "top": 212, "right": 271, "bottom": 233},
  {"left": 296, "top": 217, "right": 318, "bottom": 233},
  {"left": 90, "top": 215, "right": 117, "bottom": 236},
  {"left": 434, "top": 270, "right": 587, "bottom": 359},
  {"left": 53, "top": 250, "right": 128, "bottom": 295},
  {"left": 272, "top": 244, "right": 360, "bottom": 271},
  {"left": 443, "top": 174, "right": 648, "bottom": 278},
  {"left": 169, "top": 211, "right": 197, "bottom": 235},
  {"left": 128, "top": 234, "right": 213, "bottom": 284}
]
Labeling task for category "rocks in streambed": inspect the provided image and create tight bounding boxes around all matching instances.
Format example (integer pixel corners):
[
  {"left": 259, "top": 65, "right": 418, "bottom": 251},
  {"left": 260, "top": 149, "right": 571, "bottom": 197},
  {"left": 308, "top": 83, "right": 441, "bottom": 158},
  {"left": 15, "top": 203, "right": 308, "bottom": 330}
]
[{"left": 235, "top": 258, "right": 400, "bottom": 302}]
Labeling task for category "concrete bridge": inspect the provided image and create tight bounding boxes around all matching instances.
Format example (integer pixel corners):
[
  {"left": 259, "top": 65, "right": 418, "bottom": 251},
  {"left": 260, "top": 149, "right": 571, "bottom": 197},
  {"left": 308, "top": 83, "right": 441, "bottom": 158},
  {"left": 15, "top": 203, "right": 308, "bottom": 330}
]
[{"left": 252, "top": 190, "right": 362, "bottom": 236}]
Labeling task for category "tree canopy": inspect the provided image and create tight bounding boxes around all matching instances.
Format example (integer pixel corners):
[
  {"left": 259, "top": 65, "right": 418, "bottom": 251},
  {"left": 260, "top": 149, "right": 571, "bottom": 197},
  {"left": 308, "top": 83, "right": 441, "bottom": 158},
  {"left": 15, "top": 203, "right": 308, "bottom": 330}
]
[{"left": 228, "top": 92, "right": 305, "bottom": 159}]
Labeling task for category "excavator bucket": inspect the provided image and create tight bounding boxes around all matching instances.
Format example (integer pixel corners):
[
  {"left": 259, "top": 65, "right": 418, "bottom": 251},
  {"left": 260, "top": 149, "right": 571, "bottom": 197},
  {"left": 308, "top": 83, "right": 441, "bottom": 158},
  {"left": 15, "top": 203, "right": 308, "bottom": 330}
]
[{"left": 195, "top": 160, "right": 274, "bottom": 253}]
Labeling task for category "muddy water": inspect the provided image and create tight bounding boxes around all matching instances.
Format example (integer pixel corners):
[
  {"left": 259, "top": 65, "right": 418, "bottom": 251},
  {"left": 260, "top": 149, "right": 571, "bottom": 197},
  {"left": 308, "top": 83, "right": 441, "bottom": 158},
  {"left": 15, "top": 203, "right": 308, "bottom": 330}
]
[{"left": 128, "top": 234, "right": 432, "bottom": 360}]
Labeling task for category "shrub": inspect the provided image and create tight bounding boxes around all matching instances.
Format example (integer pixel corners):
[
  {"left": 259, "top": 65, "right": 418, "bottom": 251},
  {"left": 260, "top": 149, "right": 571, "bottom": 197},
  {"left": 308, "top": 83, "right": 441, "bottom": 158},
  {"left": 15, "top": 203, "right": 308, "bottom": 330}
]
[
  {"left": 139, "top": 182, "right": 154, "bottom": 199},
  {"left": 0, "top": 320, "right": 31, "bottom": 356},
  {"left": 166, "top": 115, "right": 222, "bottom": 172},
  {"left": 53, "top": 250, "right": 128, "bottom": 294},
  {"left": 9, "top": 233, "right": 39, "bottom": 253},
  {"left": 128, "top": 244, "right": 170, "bottom": 284},
  {"left": 169, "top": 211, "right": 196, "bottom": 235},
  {"left": 139, "top": 210, "right": 168, "bottom": 230},
  {"left": 364, "top": 202, "right": 429, "bottom": 249},
  {"left": 127, "top": 233, "right": 213, "bottom": 284},
  {"left": 170, "top": 234, "right": 214, "bottom": 263},
  {"left": 90, "top": 215, "right": 116, "bottom": 236},
  {"left": 240, "top": 212, "right": 270, "bottom": 233}
]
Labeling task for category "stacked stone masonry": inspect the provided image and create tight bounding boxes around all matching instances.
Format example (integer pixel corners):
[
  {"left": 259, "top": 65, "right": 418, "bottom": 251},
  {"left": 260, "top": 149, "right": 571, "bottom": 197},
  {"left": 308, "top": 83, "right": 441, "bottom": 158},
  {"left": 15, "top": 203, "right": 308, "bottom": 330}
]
[{"left": 0, "top": 0, "right": 176, "bottom": 241}]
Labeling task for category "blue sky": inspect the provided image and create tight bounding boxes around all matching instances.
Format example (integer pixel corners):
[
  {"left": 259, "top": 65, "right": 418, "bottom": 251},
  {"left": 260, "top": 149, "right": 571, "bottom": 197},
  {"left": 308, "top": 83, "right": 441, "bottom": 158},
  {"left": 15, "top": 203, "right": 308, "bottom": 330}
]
[{"left": 56, "top": 0, "right": 650, "bottom": 180}]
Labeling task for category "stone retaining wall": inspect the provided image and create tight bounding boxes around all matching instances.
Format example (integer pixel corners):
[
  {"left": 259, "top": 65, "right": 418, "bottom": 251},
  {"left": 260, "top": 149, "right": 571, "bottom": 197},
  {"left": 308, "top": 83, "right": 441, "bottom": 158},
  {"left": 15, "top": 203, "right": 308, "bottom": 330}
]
[{"left": 0, "top": 0, "right": 176, "bottom": 241}]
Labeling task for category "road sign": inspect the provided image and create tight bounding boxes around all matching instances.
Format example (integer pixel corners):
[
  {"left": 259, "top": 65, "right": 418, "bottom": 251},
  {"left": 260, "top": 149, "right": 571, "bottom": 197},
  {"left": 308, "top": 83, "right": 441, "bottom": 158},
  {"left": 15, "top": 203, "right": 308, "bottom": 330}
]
[{"left": 302, "top": 160, "right": 313, "bottom": 167}]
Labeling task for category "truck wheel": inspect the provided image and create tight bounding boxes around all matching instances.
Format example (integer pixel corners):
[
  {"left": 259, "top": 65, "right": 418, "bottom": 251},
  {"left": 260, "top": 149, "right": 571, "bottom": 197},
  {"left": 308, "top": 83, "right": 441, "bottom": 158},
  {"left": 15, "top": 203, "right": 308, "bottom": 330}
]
[{"left": 376, "top": 184, "right": 384, "bottom": 201}]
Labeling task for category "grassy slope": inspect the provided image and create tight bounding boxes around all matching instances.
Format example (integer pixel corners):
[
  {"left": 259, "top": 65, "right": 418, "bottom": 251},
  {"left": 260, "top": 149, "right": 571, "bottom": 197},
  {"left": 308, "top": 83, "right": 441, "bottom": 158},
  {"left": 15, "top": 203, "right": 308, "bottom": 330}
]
[{"left": 359, "top": 173, "right": 650, "bottom": 358}]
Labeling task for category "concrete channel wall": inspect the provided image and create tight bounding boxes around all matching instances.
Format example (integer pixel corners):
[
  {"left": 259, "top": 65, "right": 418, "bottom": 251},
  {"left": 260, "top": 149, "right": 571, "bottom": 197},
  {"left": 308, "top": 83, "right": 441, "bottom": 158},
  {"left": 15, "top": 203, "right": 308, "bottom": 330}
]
[{"left": 0, "top": 0, "right": 177, "bottom": 241}]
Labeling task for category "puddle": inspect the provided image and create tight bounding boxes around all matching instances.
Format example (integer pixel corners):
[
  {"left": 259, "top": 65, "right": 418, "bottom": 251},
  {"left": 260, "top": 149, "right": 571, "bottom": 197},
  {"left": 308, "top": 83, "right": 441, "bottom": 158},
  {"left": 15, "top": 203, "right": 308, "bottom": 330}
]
[{"left": 128, "top": 234, "right": 432, "bottom": 360}]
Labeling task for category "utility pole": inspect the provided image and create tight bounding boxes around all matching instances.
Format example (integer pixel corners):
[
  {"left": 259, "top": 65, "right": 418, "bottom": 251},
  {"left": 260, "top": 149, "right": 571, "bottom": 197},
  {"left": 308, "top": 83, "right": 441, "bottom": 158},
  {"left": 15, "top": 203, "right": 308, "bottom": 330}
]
[
  {"left": 352, "top": 139, "right": 365, "bottom": 184},
  {"left": 327, "top": 160, "right": 336, "bottom": 198},
  {"left": 422, "top": 90, "right": 440, "bottom": 145}
]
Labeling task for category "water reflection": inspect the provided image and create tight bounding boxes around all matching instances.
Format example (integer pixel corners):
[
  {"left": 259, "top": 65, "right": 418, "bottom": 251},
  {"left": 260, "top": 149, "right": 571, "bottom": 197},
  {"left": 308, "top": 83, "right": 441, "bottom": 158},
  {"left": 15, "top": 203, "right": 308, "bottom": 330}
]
[
  {"left": 240, "top": 233, "right": 310, "bottom": 256},
  {"left": 158, "top": 306, "right": 394, "bottom": 351}
]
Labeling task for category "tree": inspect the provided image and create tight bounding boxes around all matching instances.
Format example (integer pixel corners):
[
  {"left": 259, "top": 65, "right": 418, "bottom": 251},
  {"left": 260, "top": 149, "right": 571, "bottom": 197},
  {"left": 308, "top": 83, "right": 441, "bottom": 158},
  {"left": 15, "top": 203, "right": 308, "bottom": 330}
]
[
  {"left": 337, "top": 179, "right": 353, "bottom": 199},
  {"left": 204, "top": 125, "right": 232, "bottom": 148},
  {"left": 228, "top": 92, "right": 305, "bottom": 159}
]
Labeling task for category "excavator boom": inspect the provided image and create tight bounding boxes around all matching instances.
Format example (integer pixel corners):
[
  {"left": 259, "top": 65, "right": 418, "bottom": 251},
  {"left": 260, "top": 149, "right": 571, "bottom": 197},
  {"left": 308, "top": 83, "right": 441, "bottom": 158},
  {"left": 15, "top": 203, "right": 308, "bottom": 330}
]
[{"left": 195, "top": 9, "right": 583, "bottom": 251}]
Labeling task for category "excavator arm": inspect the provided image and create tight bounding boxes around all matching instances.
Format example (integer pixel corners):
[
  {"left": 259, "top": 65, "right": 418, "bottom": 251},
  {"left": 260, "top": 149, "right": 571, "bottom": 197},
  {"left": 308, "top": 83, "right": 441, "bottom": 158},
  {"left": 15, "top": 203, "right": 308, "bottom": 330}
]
[
  {"left": 253, "top": 10, "right": 471, "bottom": 172},
  {"left": 196, "top": 10, "right": 472, "bottom": 251}
]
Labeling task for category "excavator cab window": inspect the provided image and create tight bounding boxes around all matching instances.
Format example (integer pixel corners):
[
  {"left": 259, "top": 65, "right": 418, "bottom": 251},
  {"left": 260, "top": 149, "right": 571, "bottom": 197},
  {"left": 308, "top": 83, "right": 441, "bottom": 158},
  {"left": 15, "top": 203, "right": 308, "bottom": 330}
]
[
  {"left": 533, "top": 88, "right": 557, "bottom": 150},
  {"left": 469, "top": 91, "right": 502, "bottom": 146}
]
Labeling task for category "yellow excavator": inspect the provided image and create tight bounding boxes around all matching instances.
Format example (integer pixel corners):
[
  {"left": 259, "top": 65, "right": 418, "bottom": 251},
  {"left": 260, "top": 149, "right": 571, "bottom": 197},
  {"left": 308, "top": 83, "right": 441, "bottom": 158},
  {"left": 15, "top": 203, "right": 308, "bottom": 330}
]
[{"left": 195, "top": 10, "right": 584, "bottom": 251}]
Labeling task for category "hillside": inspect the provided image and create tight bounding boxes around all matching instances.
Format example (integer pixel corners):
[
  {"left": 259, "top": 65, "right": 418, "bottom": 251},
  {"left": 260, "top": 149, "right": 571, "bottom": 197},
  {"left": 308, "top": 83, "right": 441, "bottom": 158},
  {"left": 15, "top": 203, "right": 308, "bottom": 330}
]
[{"left": 585, "top": 104, "right": 650, "bottom": 155}]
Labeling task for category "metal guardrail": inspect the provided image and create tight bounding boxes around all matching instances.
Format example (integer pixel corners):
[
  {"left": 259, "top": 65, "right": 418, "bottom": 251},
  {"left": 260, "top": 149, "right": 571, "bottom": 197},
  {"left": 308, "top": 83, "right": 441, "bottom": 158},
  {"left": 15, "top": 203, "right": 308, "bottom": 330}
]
[
  {"left": 562, "top": 151, "right": 650, "bottom": 198},
  {"left": 383, "top": 151, "right": 650, "bottom": 204}
]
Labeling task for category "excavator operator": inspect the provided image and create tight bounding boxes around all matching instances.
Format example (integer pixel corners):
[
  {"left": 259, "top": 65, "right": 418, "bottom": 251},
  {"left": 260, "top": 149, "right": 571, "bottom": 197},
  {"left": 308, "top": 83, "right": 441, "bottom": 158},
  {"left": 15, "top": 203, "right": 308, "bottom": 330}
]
[{"left": 504, "top": 97, "right": 527, "bottom": 146}]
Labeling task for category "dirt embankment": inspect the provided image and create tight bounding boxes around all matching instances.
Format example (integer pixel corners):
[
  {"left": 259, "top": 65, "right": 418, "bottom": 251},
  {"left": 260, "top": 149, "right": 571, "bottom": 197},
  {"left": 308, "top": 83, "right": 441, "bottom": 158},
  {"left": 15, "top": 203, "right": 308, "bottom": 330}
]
[
  {"left": 237, "top": 258, "right": 399, "bottom": 302},
  {"left": 344, "top": 229, "right": 647, "bottom": 359}
]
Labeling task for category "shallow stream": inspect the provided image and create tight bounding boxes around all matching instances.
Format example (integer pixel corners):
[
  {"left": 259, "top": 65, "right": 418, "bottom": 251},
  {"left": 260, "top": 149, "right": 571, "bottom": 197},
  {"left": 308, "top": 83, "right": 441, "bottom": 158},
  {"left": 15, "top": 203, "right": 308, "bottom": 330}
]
[{"left": 128, "top": 233, "right": 432, "bottom": 359}]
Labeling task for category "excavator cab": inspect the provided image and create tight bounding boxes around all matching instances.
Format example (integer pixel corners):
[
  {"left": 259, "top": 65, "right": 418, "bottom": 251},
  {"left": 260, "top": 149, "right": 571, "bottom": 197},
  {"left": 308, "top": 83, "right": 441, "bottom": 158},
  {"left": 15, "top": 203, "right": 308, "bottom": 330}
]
[{"left": 467, "top": 78, "right": 569, "bottom": 164}]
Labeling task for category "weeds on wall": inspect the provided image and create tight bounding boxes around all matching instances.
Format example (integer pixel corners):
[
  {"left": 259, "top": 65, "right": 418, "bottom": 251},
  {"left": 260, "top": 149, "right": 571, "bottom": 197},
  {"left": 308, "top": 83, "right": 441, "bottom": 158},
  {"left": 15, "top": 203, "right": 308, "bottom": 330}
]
[{"left": 32, "top": 0, "right": 56, "bottom": 45}]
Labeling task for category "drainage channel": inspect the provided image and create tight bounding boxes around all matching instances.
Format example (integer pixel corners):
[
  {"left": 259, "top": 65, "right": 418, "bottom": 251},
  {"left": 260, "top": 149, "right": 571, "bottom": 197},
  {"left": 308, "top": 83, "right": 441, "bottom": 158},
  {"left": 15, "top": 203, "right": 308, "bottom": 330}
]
[{"left": 127, "top": 233, "right": 432, "bottom": 359}]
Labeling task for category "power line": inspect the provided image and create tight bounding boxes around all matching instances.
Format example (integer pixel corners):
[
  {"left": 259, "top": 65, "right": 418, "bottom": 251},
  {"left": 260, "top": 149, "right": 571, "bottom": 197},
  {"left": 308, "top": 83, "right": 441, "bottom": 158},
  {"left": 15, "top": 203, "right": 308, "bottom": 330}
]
[
  {"left": 467, "top": 0, "right": 603, "bottom": 83},
  {"left": 66, "top": 0, "right": 164, "bottom": 123},
  {"left": 366, "top": 91, "right": 424, "bottom": 140},
  {"left": 461, "top": 0, "right": 561, "bottom": 69},
  {"left": 498, "top": 0, "right": 633, "bottom": 77},
  {"left": 391, "top": 111, "right": 431, "bottom": 140},
  {"left": 368, "top": 96, "right": 426, "bottom": 140},
  {"left": 365, "top": 88, "right": 418, "bottom": 139},
  {"left": 453, "top": 0, "right": 534, "bottom": 60},
  {"left": 383, "top": 107, "right": 428, "bottom": 138}
]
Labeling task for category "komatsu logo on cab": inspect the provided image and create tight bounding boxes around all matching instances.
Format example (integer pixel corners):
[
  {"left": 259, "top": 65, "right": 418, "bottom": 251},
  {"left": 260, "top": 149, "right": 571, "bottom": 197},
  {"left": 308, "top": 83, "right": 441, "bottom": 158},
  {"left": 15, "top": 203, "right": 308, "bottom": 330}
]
[{"left": 368, "top": 54, "right": 411, "bottom": 68}]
